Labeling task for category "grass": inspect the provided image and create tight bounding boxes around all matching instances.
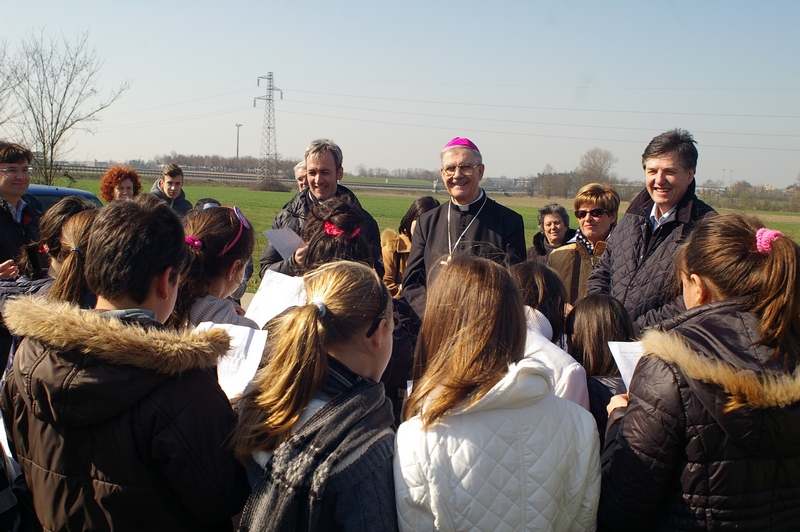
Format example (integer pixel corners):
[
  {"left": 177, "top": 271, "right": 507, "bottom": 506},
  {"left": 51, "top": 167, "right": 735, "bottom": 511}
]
[{"left": 61, "top": 178, "right": 800, "bottom": 291}]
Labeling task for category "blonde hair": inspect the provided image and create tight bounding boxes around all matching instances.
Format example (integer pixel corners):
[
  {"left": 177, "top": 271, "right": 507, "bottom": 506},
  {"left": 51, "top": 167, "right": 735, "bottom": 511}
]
[
  {"left": 47, "top": 209, "right": 99, "bottom": 306},
  {"left": 573, "top": 182, "right": 620, "bottom": 218},
  {"left": 675, "top": 213, "right": 800, "bottom": 363},
  {"left": 232, "top": 260, "right": 390, "bottom": 460},
  {"left": 404, "top": 255, "right": 526, "bottom": 428}
]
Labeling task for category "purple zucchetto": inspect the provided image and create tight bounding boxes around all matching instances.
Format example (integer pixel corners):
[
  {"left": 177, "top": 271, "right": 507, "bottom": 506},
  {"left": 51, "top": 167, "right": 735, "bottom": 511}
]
[{"left": 443, "top": 137, "right": 480, "bottom": 153}]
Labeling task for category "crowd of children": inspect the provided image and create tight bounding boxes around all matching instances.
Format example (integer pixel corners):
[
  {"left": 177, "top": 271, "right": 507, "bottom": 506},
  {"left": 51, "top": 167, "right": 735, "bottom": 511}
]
[{"left": 1, "top": 144, "right": 799, "bottom": 531}]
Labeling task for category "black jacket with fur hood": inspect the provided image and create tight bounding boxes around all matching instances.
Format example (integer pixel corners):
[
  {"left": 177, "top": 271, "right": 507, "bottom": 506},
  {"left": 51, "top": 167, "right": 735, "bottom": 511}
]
[
  {"left": 599, "top": 299, "right": 800, "bottom": 531},
  {"left": 0, "top": 296, "right": 251, "bottom": 531}
]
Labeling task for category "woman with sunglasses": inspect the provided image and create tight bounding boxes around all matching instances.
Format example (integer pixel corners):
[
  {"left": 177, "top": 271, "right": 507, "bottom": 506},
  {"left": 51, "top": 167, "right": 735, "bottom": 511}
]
[
  {"left": 167, "top": 205, "right": 258, "bottom": 329},
  {"left": 549, "top": 183, "right": 619, "bottom": 305},
  {"left": 232, "top": 260, "right": 397, "bottom": 531}
]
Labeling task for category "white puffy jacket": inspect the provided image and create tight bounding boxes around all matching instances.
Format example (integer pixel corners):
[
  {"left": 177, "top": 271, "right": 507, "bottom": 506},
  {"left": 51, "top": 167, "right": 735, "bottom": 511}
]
[
  {"left": 524, "top": 306, "right": 590, "bottom": 410},
  {"left": 394, "top": 357, "right": 600, "bottom": 531}
]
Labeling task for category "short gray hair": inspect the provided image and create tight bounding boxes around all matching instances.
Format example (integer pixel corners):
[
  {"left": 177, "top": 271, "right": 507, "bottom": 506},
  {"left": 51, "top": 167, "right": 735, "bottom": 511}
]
[
  {"left": 294, "top": 161, "right": 307, "bottom": 176},
  {"left": 537, "top": 203, "right": 569, "bottom": 233},
  {"left": 305, "top": 139, "right": 343, "bottom": 170}
]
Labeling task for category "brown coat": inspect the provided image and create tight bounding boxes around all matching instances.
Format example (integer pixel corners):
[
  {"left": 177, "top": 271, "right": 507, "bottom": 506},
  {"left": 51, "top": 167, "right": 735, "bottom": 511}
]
[
  {"left": 381, "top": 229, "right": 411, "bottom": 298},
  {"left": 548, "top": 240, "right": 607, "bottom": 305},
  {"left": 0, "top": 296, "right": 250, "bottom": 531}
]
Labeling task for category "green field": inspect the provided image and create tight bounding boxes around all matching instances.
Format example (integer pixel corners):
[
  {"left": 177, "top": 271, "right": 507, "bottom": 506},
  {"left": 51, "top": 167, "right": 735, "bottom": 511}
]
[{"left": 63, "top": 178, "right": 800, "bottom": 290}]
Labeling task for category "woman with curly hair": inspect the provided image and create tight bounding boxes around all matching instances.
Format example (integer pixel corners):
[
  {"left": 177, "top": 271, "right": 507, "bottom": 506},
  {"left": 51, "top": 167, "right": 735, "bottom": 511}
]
[{"left": 99, "top": 165, "right": 141, "bottom": 202}]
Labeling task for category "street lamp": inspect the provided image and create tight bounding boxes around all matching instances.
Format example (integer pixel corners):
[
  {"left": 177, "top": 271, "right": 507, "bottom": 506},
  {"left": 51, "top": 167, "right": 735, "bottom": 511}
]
[{"left": 235, "top": 123, "right": 243, "bottom": 160}]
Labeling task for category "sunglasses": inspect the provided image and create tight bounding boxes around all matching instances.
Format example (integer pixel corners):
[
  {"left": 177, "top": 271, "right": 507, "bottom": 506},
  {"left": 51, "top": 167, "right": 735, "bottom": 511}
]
[
  {"left": 365, "top": 284, "right": 391, "bottom": 338},
  {"left": 575, "top": 208, "right": 610, "bottom": 219},
  {"left": 217, "top": 206, "right": 251, "bottom": 257}
]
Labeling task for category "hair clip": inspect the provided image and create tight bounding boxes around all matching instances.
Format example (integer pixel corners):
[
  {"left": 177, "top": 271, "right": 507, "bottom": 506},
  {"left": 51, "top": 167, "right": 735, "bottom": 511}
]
[
  {"left": 324, "top": 221, "right": 361, "bottom": 239},
  {"left": 185, "top": 236, "right": 203, "bottom": 249},
  {"left": 38, "top": 243, "right": 50, "bottom": 254},
  {"left": 755, "top": 228, "right": 782, "bottom": 255}
]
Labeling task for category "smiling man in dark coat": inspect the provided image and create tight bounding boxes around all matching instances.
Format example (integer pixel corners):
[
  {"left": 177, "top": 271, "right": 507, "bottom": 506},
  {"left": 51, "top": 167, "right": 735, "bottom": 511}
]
[{"left": 588, "top": 129, "right": 715, "bottom": 330}]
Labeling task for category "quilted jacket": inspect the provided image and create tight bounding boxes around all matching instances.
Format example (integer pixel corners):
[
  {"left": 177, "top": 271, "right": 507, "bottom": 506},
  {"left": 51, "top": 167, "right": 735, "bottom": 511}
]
[
  {"left": 394, "top": 357, "right": 600, "bottom": 531},
  {"left": 548, "top": 237, "right": 607, "bottom": 305},
  {"left": 600, "top": 299, "right": 800, "bottom": 530},
  {"left": 587, "top": 181, "right": 714, "bottom": 330},
  {"left": 0, "top": 296, "right": 251, "bottom": 531},
  {"left": 258, "top": 185, "right": 382, "bottom": 278}
]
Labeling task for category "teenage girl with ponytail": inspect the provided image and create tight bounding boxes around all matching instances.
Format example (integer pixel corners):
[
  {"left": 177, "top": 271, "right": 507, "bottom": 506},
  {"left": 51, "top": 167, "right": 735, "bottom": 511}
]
[
  {"left": 168, "top": 206, "right": 257, "bottom": 329},
  {"left": 600, "top": 213, "right": 800, "bottom": 530},
  {"left": 232, "top": 260, "right": 397, "bottom": 532}
]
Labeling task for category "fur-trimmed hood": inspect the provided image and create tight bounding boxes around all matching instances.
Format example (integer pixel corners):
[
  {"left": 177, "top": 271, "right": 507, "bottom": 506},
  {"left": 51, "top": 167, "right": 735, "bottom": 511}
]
[
  {"left": 3, "top": 296, "right": 231, "bottom": 426},
  {"left": 640, "top": 300, "right": 800, "bottom": 457}
]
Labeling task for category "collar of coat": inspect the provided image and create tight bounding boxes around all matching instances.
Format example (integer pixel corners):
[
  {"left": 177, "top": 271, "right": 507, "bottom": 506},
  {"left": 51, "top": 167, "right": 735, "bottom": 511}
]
[
  {"left": 627, "top": 178, "right": 699, "bottom": 225},
  {"left": 3, "top": 296, "right": 230, "bottom": 374},
  {"left": 641, "top": 320, "right": 800, "bottom": 413}
]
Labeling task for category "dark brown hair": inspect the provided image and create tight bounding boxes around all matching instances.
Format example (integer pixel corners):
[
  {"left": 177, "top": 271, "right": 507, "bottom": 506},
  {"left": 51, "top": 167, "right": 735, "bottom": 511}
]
[
  {"left": 17, "top": 196, "right": 96, "bottom": 280},
  {"left": 566, "top": 295, "right": 634, "bottom": 376},
  {"left": 404, "top": 255, "right": 526, "bottom": 427},
  {"left": 509, "top": 260, "right": 568, "bottom": 343},
  {"left": 168, "top": 207, "right": 255, "bottom": 328},
  {"left": 675, "top": 213, "right": 800, "bottom": 362},
  {"left": 642, "top": 128, "right": 698, "bottom": 172},
  {"left": 84, "top": 195, "right": 187, "bottom": 304},
  {"left": 302, "top": 196, "right": 372, "bottom": 272},
  {"left": 398, "top": 196, "right": 440, "bottom": 237},
  {"left": 0, "top": 141, "right": 33, "bottom": 165},
  {"left": 99, "top": 165, "right": 142, "bottom": 202}
]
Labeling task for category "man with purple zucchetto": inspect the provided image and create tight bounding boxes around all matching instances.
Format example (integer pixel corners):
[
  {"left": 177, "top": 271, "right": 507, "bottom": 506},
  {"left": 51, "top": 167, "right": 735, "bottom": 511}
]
[{"left": 402, "top": 137, "right": 526, "bottom": 316}]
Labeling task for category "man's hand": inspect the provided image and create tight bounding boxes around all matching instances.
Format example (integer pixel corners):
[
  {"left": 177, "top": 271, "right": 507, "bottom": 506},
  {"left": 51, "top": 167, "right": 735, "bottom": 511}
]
[
  {"left": 294, "top": 244, "right": 308, "bottom": 265},
  {"left": 0, "top": 259, "right": 18, "bottom": 279}
]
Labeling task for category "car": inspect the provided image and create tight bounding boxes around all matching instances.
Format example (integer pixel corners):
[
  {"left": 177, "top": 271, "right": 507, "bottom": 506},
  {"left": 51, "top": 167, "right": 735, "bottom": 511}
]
[{"left": 26, "top": 184, "right": 103, "bottom": 212}]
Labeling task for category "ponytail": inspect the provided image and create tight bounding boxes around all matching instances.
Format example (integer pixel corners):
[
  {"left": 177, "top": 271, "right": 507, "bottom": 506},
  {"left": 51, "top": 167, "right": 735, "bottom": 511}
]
[
  {"left": 751, "top": 234, "right": 800, "bottom": 362},
  {"left": 16, "top": 242, "right": 49, "bottom": 280},
  {"left": 47, "top": 210, "right": 98, "bottom": 306},
  {"left": 231, "top": 260, "right": 389, "bottom": 462},
  {"left": 232, "top": 303, "right": 328, "bottom": 461},
  {"left": 677, "top": 214, "right": 800, "bottom": 363}
]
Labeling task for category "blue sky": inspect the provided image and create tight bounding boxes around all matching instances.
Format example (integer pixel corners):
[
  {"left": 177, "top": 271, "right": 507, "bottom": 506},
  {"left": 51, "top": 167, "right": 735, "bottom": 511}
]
[{"left": 3, "top": 1, "right": 799, "bottom": 187}]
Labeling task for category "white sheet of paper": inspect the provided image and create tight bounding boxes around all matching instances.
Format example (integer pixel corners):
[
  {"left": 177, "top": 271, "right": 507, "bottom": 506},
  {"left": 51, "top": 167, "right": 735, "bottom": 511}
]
[
  {"left": 244, "top": 270, "right": 307, "bottom": 329},
  {"left": 263, "top": 229, "right": 305, "bottom": 260},
  {"left": 608, "top": 341, "right": 645, "bottom": 391},
  {"left": 195, "top": 322, "right": 268, "bottom": 400}
]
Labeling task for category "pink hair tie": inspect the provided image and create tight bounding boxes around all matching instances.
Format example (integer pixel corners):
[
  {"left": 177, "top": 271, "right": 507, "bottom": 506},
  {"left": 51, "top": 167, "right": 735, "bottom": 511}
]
[
  {"left": 443, "top": 137, "right": 480, "bottom": 153},
  {"left": 38, "top": 243, "right": 49, "bottom": 254},
  {"left": 185, "top": 236, "right": 203, "bottom": 249},
  {"left": 324, "top": 221, "right": 361, "bottom": 239},
  {"left": 755, "top": 228, "right": 782, "bottom": 255}
]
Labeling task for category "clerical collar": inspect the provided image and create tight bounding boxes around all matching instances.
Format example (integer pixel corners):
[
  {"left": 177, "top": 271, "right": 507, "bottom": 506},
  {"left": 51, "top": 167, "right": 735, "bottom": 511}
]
[{"left": 451, "top": 189, "right": 485, "bottom": 212}]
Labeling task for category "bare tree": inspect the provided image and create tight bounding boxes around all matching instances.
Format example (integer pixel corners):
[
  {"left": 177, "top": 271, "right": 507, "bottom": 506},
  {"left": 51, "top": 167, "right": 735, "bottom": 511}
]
[
  {"left": 0, "top": 41, "right": 20, "bottom": 128},
  {"left": 8, "top": 31, "right": 130, "bottom": 184},
  {"left": 576, "top": 148, "right": 617, "bottom": 186}
]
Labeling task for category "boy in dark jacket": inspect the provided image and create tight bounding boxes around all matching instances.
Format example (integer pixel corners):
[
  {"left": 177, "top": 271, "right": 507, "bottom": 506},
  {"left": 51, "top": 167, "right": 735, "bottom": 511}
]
[{"left": 0, "top": 195, "right": 249, "bottom": 531}]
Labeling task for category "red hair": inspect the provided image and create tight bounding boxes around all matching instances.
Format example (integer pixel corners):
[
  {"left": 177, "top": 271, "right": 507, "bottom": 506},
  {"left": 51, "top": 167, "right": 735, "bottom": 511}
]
[{"left": 99, "top": 165, "right": 142, "bottom": 202}]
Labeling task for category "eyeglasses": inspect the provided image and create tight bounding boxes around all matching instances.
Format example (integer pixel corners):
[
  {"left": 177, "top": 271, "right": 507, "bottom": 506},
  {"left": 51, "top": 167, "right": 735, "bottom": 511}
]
[
  {"left": 442, "top": 164, "right": 480, "bottom": 177},
  {"left": 0, "top": 166, "right": 33, "bottom": 176},
  {"left": 575, "top": 208, "right": 610, "bottom": 219},
  {"left": 365, "top": 284, "right": 391, "bottom": 338},
  {"left": 217, "top": 206, "right": 252, "bottom": 257}
]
